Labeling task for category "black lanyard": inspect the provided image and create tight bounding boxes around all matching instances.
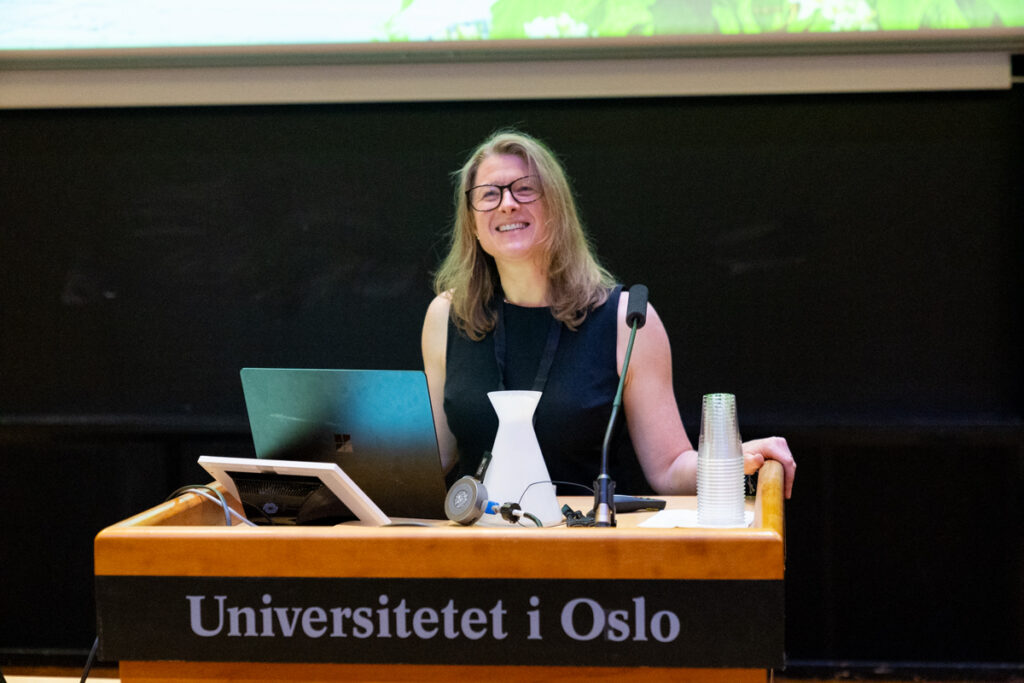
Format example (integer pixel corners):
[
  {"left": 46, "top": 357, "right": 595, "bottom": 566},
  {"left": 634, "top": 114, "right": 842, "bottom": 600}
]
[{"left": 493, "top": 300, "right": 562, "bottom": 393}]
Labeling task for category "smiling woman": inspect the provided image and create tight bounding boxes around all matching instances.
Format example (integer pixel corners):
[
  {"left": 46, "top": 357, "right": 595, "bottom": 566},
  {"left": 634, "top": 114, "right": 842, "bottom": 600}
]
[{"left": 420, "top": 129, "right": 797, "bottom": 503}]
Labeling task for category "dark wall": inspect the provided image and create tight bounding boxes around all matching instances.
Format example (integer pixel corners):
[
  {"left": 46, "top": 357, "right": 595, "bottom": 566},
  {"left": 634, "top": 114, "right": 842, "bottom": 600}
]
[{"left": 1, "top": 89, "right": 1022, "bottom": 670}]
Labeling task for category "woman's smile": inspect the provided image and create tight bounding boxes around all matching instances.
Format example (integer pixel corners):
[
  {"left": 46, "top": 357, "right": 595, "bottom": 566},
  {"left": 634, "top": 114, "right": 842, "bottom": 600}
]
[{"left": 496, "top": 221, "right": 529, "bottom": 233}]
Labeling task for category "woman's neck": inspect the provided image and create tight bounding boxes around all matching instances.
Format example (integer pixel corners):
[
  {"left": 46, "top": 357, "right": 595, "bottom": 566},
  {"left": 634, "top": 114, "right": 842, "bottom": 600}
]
[{"left": 496, "top": 261, "right": 549, "bottom": 307}]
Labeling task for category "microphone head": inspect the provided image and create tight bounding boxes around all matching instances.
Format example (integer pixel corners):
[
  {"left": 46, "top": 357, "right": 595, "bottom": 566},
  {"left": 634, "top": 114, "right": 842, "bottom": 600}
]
[{"left": 625, "top": 284, "right": 649, "bottom": 329}]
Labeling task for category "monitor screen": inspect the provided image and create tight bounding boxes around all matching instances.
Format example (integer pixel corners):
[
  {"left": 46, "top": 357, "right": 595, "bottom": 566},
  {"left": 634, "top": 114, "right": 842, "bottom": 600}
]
[{"left": 229, "top": 471, "right": 334, "bottom": 525}]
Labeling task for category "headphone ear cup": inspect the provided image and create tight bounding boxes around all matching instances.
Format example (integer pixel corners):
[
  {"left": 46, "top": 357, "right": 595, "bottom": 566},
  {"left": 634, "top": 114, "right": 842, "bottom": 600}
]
[{"left": 445, "top": 476, "right": 488, "bottom": 525}]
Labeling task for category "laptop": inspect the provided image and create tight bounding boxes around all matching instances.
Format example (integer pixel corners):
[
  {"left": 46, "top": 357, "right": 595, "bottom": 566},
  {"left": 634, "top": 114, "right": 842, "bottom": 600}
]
[{"left": 227, "top": 368, "right": 448, "bottom": 524}]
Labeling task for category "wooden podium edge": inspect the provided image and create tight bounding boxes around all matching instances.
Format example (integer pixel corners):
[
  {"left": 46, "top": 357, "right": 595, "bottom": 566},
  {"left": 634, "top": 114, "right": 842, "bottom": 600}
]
[
  {"left": 753, "top": 460, "right": 785, "bottom": 535},
  {"left": 119, "top": 660, "right": 767, "bottom": 682},
  {"left": 95, "top": 463, "right": 785, "bottom": 581},
  {"left": 99, "top": 468, "right": 786, "bottom": 681}
]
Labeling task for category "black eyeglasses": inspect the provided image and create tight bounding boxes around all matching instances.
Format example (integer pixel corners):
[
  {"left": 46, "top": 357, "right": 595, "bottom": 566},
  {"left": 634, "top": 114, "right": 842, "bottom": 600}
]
[{"left": 465, "top": 175, "right": 543, "bottom": 212}]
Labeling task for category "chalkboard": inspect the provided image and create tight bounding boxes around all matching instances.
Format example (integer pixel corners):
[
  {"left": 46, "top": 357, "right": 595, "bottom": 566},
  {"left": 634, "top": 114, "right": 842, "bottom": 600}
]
[{"left": 1, "top": 91, "right": 1021, "bottom": 427}]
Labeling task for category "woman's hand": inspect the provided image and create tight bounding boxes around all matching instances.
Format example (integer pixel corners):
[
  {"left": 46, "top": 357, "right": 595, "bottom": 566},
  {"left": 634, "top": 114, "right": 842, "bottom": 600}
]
[{"left": 742, "top": 436, "right": 796, "bottom": 499}]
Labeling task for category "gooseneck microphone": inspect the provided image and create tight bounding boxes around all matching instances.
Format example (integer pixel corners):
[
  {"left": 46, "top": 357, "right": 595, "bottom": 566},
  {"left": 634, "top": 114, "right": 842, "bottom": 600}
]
[{"left": 594, "top": 284, "right": 648, "bottom": 527}]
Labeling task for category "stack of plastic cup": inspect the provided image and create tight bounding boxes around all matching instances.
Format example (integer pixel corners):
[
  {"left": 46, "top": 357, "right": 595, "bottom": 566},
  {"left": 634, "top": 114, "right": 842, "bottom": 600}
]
[{"left": 696, "top": 393, "right": 746, "bottom": 526}]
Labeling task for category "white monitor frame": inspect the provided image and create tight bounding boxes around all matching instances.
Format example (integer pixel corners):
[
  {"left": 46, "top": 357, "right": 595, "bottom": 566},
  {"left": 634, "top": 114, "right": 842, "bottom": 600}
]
[{"left": 198, "top": 455, "right": 390, "bottom": 526}]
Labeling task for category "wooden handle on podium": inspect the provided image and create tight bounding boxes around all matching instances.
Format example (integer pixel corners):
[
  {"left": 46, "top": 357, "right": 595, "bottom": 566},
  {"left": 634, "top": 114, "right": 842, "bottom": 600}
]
[
  {"left": 115, "top": 481, "right": 243, "bottom": 528},
  {"left": 752, "top": 460, "right": 784, "bottom": 536}
]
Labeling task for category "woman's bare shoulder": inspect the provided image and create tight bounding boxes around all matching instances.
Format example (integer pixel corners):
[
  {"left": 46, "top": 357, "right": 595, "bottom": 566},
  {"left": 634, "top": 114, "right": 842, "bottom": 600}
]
[
  {"left": 425, "top": 291, "right": 452, "bottom": 319},
  {"left": 423, "top": 292, "right": 453, "bottom": 346}
]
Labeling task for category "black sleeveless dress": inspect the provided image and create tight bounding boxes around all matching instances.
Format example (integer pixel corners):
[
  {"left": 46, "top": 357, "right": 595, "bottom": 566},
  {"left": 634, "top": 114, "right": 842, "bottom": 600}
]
[{"left": 443, "top": 285, "right": 652, "bottom": 495}]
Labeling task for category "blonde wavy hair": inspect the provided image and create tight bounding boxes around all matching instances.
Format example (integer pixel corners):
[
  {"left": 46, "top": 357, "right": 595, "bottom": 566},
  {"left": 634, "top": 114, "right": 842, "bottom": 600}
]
[{"left": 433, "top": 130, "right": 615, "bottom": 340}]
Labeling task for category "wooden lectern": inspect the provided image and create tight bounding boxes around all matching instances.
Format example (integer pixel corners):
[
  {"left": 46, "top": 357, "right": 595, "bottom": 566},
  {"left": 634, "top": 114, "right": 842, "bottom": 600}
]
[{"left": 95, "top": 461, "right": 785, "bottom": 682}]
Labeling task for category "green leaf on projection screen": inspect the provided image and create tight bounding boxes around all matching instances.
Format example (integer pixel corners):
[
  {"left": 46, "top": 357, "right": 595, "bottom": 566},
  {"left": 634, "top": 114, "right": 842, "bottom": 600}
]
[
  {"left": 490, "top": 0, "right": 605, "bottom": 39},
  {"left": 992, "top": 0, "right": 1024, "bottom": 23},
  {"left": 0, "top": 0, "right": 1021, "bottom": 53},
  {"left": 876, "top": 0, "right": 969, "bottom": 29}
]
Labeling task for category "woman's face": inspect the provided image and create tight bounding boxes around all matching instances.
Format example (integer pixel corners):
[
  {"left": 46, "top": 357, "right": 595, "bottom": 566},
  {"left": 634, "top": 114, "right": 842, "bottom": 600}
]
[{"left": 470, "top": 153, "right": 548, "bottom": 267}]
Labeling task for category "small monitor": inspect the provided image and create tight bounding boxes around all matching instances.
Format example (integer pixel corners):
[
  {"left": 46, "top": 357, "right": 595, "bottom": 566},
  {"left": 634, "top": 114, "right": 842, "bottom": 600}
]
[{"left": 199, "top": 455, "right": 390, "bottom": 526}]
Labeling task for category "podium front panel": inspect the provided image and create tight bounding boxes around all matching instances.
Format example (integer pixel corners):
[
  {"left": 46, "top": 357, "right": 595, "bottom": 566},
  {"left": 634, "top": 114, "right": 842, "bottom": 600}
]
[{"left": 94, "top": 463, "right": 787, "bottom": 680}]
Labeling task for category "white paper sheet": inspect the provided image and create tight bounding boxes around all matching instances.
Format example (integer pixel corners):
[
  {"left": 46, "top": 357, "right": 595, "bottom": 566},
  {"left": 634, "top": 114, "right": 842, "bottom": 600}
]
[{"left": 638, "top": 509, "right": 754, "bottom": 529}]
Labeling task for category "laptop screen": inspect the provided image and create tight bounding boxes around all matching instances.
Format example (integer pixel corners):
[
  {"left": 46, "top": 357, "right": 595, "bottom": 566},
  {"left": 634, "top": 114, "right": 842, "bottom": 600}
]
[{"left": 239, "top": 367, "right": 447, "bottom": 522}]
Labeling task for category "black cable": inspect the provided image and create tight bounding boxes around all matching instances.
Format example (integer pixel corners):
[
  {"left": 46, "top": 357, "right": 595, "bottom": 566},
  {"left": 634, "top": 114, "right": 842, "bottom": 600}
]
[
  {"left": 551, "top": 480, "right": 595, "bottom": 495},
  {"left": 78, "top": 486, "right": 236, "bottom": 681},
  {"left": 520, "top": 511, "right": 543, "bottom": 527},
  {"left": 562, "top": 504, "right": 596, "bottom": 526},
  {"left": 518, "top": 479, "right": 593, "bottom": 503},
  {"left": 509, "top": 480, "right": 595, "bottom": 526},
  {"left": 240, "top": 499, "right": 277, "bottom": 525},
  {"left": 80, "top": 635, "right": 99, "bottom": 683}
]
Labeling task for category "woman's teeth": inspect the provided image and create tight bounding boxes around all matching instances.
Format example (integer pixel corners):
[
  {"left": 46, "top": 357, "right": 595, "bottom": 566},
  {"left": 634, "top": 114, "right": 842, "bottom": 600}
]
[{"left": 497, "top": 222, "right": 527, "bottom": 232}]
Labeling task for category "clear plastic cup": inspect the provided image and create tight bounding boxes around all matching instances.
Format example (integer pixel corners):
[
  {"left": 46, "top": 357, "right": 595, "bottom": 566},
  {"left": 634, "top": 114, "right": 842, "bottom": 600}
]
[{"left": 696, "top": 393, "right": 745, "bottom": 526}]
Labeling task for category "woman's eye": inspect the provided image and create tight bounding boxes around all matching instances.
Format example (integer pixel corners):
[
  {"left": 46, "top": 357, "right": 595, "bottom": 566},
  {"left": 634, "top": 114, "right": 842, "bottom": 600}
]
[{"left": 514, "top": 181, "right": 539, "bottom": 198}]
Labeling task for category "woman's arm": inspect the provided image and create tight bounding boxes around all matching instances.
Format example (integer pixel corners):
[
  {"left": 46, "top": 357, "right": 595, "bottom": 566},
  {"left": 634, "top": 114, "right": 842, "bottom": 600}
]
[
  {"left": 617, "top": 295, "right": 796, "bottom": 498},
  {"left": 421, "top": 293, "right": 459, "bottom": 474}
]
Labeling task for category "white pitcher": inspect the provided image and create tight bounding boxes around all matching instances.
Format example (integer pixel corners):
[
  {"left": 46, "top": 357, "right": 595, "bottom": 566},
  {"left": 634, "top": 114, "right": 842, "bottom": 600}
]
[{"left": 478, "top": 390, "right": 562, "bottom": 527}]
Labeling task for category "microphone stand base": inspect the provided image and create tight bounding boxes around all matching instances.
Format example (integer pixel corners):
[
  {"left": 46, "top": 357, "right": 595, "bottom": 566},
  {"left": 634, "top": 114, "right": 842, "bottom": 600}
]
[{"left": 593, "top": 475, "right": 617, "bottom": 527}]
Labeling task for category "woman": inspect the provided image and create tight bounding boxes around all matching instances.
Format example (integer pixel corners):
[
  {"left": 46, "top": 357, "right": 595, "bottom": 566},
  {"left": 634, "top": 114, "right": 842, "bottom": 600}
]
[{"left": 421, "top": 130, "right": 795, "bottom": 499}]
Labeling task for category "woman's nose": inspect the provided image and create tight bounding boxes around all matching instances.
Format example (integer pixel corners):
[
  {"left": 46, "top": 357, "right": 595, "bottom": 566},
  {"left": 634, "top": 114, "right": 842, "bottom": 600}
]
[{"left": 497, "top": 187, "right": 520, "bottom": 210}]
